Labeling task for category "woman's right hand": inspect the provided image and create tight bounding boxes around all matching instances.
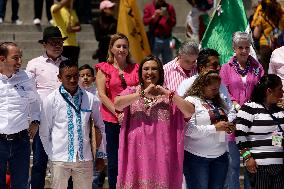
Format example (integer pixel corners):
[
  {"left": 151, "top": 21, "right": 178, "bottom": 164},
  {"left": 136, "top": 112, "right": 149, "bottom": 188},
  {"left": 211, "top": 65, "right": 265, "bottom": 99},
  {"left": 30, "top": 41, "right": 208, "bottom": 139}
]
[{"left": 246, "top": 157, "right": 258, "bottom": 173}]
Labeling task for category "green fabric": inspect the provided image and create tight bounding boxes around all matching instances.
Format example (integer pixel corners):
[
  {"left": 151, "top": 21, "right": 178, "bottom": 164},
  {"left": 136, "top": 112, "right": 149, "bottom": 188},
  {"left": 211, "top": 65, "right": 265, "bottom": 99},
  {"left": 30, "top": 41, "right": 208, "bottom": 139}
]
[{"left": 201, "top": 0, "right": 248, "bottom": 65}]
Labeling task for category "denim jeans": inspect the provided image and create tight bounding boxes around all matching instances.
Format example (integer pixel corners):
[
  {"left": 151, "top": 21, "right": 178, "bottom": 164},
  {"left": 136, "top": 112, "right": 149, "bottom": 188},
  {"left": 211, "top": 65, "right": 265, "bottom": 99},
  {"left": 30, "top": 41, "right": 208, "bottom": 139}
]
[
  {"left": 184, "top": 151, "right": 229, "bottom": 189},
  {"left": 224, "top": 141, "right": 251, "bottom": 189},
  {"left": 104, "top": 121, "right": 120, "bottom": 189},
  {"left": 30, "top": 131, "right": 48, "bottom": 189},
  {"left": 0, "top": 130, "right": 30, "bottom": 189},
  {"left": 152, "top": 37, "right": 173, "bottom": 64},
  {"left": 0, "top": 0, "right": 19, "bottom": 21}
]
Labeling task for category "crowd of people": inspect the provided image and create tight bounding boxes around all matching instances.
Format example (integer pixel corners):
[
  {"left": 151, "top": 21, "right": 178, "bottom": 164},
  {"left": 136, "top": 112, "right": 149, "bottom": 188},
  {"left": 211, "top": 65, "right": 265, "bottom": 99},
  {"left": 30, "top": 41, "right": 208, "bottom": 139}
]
[
  {"left": 1, "top": 0, "right": 284, "bottom": 189},
  {"left": 0, "top": 0, "right": 92, "bottom": 25}
]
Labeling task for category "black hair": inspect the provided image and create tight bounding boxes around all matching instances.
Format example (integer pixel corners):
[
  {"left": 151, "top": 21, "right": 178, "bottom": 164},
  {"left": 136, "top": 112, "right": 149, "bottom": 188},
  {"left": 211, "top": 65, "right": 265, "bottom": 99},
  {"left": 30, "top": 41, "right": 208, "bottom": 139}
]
[
  {"left": 79, "top": 64, "right": 95, "bottom": 76},
  {"left": 59, "top": 59, "right": 78, "bottom": 75},
  {"left": 251, "top": 74, "right": 282, "bottom": 104},
  {"left": 0, "top": 42, "right": 18, "bottom": 57},
  {"left": 138, "top": 55, "right": 164, "bottom": 86},
  {"left": 197, "top": 48, "right": 219, "bottom": 73}
]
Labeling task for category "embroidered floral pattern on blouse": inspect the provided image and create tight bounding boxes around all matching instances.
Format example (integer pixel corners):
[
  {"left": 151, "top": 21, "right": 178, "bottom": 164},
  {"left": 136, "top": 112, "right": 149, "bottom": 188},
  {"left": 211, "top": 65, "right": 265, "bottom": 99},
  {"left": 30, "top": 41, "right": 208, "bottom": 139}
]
[
  {"left": 117, "top": 179, "right": 168, "bottom": 189},
  {"left": 74, "top": 92, "right": 84, "bottom": 160},
  {"left": 60, "top": 86, "right": 84, "bottom": 161},
  {"left": 60, "top": 87, "right": 75, "bottom": 162},
  {"left": 130, "top": 98, "right": 171, "bottom": 123}
]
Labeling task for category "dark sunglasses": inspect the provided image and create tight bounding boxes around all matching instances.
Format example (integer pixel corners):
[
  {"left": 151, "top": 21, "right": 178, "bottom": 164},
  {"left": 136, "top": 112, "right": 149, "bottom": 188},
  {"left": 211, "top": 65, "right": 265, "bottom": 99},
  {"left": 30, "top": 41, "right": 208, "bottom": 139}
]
[
  {"left": 46, "top": 40, "right": 64, "bottom": 46},
  {"left": 119, "top": 73, "right": 127, "bottom": 89}
]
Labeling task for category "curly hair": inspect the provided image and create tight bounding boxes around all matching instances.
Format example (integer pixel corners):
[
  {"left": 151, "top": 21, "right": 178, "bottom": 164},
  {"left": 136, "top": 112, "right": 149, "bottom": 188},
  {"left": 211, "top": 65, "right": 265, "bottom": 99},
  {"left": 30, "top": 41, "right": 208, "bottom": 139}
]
[{"left": 184, "top": 70, "right": 227, "bottom": 110}]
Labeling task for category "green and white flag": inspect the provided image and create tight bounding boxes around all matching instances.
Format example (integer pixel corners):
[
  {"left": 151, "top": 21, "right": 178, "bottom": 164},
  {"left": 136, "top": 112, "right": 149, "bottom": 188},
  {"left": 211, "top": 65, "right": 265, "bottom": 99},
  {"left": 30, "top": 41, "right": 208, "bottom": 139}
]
[{"left": 201, "top": 0, "right": 249, "bottom": 65}]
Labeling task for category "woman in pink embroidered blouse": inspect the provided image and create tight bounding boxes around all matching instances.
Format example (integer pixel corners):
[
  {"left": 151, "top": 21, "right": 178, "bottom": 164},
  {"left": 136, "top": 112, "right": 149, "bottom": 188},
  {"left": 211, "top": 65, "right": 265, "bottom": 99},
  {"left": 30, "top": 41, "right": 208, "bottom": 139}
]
[
  {"left": 95, "top": 33, "right": 139, "bottom": 189},
  {"left": 114, "top": 55, "right": 194, "bottom": 189},
  {"left": 219, "top": 31, "right": 264, "bottom": 189}
]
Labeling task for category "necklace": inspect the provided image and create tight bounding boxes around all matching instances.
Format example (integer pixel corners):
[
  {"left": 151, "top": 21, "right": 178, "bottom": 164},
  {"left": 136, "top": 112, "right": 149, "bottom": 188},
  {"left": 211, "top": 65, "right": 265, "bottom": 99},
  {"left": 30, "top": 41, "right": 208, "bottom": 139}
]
[
  {"left": 143, "top": 96, "right": 157, "bottom": 109},
  {"left": 232, "top": 56, "right": 251, "bottom": 76}
]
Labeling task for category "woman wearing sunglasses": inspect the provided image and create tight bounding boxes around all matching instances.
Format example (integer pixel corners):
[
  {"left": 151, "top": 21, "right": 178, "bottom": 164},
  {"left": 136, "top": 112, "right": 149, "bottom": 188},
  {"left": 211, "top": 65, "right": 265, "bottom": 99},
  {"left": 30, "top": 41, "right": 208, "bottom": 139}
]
[
  {"left": 95, "top": 33, "right": 139, "bottom": 189},
  {"left": 183, "top": 71, "right": 235, "bottom": 189}
]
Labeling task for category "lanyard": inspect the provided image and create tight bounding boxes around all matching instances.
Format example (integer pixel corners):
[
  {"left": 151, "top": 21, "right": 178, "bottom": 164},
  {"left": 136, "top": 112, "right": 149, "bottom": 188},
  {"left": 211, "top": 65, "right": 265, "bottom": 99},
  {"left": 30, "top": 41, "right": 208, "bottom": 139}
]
[
  {"left": 205, "top": 100, "right": 222, "bottom": 119},
  {"left": 59, "top": 86, "right": 82, "bottom": 114},
  {"left": 261, "top": 103, "right": 284, "bottom": 134}
]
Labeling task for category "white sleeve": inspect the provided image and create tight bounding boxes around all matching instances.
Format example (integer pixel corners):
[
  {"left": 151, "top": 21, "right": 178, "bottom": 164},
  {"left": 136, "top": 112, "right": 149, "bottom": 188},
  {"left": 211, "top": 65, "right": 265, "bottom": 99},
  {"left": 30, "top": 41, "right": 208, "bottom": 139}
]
[
  {"left": 27, "top": 77, "right": 41, "bottom": 121},
  {"left": 91, "top": 98, "right": 106, "bottom": 158},
  {"left": 177, "top": 79, "right": 190, "bottom": 96},
  {"left": 220, "top": 84, "right": 236, "bottom": 123},
  {"left": 39, "top": 94, "right": 54, "bottom": 158}
]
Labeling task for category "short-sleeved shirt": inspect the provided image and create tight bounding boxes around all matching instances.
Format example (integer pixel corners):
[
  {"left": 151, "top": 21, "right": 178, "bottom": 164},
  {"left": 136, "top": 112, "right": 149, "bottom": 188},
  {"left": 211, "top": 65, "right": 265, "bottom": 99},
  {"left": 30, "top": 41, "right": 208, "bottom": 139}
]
[
  {"left": 95, "top": 62, "right": 139, "bottom": 123},
  {"left": 51, "top": 4, "right": 79, "bottom": 47}
]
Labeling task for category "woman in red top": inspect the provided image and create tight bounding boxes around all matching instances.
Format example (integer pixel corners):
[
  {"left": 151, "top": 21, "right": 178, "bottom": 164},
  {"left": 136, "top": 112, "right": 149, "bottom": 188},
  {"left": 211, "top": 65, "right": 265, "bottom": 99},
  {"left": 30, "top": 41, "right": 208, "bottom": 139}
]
[{"left": 95, "top": 33, "right": 139, "bottom": 189}]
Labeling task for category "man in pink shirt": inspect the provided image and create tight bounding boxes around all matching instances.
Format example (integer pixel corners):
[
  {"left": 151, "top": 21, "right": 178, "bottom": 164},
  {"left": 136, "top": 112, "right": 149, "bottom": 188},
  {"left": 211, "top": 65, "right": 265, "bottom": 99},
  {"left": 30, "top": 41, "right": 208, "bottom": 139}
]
[
  {"left": 163, "top": 41, "right": 199, "bottom": 91},
  {"left": 26, "top": 26, "right": 67, "bottom": 189}
]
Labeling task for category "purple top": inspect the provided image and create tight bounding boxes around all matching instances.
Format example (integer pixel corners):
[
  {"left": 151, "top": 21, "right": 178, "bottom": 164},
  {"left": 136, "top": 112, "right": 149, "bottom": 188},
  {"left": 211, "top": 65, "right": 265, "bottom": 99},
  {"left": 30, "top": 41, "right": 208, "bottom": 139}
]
[{"left": 220, "top": 55, "right": 264, "bottom": 106}]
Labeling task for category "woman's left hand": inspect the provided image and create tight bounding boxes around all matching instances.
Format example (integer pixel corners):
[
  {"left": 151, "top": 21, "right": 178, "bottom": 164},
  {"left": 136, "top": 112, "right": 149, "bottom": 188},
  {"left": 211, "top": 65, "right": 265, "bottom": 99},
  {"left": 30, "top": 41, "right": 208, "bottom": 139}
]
[
  {"left": 156, "top": 85, "right": 170, "bottom": 96},
  {"left": 246, "top": 157, "right": 258, "bottom": 173}
]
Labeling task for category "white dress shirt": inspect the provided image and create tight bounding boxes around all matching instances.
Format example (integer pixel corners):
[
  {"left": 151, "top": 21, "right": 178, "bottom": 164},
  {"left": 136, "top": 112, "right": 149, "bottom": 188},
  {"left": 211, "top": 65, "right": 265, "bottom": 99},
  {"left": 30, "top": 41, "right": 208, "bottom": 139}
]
[
  {"left": 269, "top": 46, "right": 284, "bottom": 89},
  {"left": 0, "top": 70, "right": 40, "bottom": 134},
  {"left": 40, "top": 86, "right": 106, "bottom": 162}
]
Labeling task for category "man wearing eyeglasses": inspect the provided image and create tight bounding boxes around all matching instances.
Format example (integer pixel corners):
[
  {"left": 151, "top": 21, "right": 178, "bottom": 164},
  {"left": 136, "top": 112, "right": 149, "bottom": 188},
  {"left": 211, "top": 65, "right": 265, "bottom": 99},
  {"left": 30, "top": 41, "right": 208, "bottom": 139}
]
[
  {"left": 0, "top": 42, "right": 40, "bottom": 188},
  {"left": 26, "top": 26, "right": 68, "bottom": 189}
]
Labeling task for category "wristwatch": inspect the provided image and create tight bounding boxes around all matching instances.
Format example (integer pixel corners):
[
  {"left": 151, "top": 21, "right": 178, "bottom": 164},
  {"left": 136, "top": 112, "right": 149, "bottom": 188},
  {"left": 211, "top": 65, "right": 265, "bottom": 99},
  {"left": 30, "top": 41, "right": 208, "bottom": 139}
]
[{"left": 31, "top": 120, "right": 40, "bottom": 125}]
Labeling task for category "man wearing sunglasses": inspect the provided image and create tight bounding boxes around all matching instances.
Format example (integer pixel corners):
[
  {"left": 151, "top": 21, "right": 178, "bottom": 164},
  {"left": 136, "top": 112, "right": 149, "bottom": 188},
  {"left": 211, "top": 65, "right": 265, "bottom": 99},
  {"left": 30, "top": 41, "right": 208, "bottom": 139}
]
[{"left": 26, "top": 26, "right": 68, "bottom": 189}]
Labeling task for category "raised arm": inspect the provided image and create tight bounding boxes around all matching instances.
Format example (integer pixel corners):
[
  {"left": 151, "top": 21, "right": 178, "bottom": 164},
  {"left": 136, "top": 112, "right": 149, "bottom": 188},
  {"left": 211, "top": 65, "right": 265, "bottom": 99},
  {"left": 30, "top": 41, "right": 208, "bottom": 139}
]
[{"left": 156, "top": 85, "right": 194, "bottom": 118}]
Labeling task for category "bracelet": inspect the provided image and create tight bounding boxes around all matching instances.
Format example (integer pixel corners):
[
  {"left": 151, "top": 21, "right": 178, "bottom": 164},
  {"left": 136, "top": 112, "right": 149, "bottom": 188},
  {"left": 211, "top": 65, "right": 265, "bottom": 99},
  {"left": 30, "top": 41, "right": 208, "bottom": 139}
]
[
  {"left": 169, "top": 91, "right": 175, "bottom": 102},
  {"left": 241, "top": 150, "right": 251, "bottom": 158},
  {"left": 244, "top": 155, "right": 252, "bottom": 163},
  {"left": 140, "top": 90, "right": 145, "bottom": 98}
]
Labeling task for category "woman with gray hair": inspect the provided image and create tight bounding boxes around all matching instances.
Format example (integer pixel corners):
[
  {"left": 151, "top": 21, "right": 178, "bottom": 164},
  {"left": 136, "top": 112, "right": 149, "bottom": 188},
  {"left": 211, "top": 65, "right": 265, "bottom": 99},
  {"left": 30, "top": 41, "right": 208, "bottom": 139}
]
[{"left": 220, "top": 31, "right": 264, "bottom": 189}]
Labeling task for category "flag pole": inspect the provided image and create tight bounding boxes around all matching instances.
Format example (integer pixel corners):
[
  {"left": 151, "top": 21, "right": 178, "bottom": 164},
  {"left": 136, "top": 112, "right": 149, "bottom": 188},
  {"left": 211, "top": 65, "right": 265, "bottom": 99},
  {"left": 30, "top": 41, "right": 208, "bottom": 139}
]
[{"left": 201, "top": 0, "right": 222, "bottom": 44}]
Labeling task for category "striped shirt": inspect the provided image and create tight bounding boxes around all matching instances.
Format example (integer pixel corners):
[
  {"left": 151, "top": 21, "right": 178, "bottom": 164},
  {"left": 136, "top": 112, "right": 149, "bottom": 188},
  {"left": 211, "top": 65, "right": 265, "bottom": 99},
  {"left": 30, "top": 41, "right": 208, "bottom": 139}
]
[
  {"left": 163, "top": 58, "right": 197, "bottom": 91},
  {"left": 235, "top": 101, "right": 284, "bottom": 165}
]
